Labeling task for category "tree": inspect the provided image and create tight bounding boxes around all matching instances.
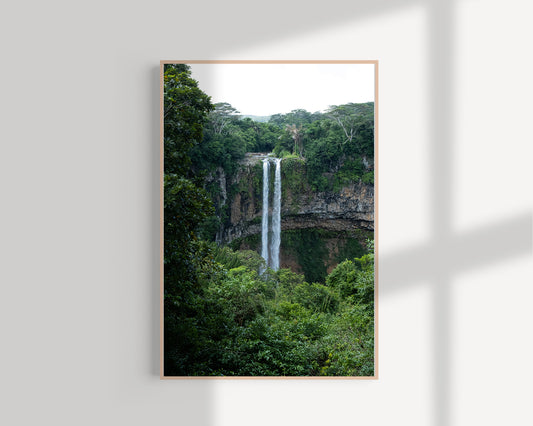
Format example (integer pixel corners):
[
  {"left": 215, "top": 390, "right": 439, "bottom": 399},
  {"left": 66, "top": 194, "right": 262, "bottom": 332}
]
[
  {"left": 326, "top": 239, "right": 374, "bottom": 304},
  {"left": 285, "top": 123, "right": 304, "bottom": 157},
  {"left": 326, "top": 102, "right": 374, "bottom": 151},
  {"left": 209, "top": 102, "right": 240, "bottom": 135},
  {"left": 269, "top": 109, "right": 316, "bottom": 128},
  {"left": 163, "top": 64, "right": 219, "bottom": 375},
  {"left": 163, "top": 64, "right": 213, "bottom": 176}
]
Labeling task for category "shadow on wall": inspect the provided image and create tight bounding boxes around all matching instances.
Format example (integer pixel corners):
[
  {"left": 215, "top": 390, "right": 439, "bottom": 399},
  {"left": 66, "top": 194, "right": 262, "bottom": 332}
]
[
  {"left": 152, "top": 1, "right": 532, "bottom": 426},
  {"left": 379, "top": 1, "right": 532, "bottom": 426}
]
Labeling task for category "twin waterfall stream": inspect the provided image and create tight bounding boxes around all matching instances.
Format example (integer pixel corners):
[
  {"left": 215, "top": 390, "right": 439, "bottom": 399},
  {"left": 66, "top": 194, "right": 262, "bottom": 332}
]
[{"left": 261, "top": 158, "right": 282, "bottom": 271}]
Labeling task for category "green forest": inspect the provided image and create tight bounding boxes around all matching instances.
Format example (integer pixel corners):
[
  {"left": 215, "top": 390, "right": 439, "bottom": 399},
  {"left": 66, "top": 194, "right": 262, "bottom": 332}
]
[{"left": 164, "top": 63, "right": 375, "bottom": 376}]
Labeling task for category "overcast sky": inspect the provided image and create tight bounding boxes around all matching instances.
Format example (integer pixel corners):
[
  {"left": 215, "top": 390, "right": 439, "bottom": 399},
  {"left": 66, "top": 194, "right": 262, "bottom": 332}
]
[{"left": 189, "top": 63, "right": 375, "bottom": 117}]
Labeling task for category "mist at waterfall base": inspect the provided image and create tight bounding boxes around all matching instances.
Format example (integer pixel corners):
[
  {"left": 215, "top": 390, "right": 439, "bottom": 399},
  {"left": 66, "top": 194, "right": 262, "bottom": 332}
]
[{"left": 261, "top": 157, "right": 282, "bottom": 271}]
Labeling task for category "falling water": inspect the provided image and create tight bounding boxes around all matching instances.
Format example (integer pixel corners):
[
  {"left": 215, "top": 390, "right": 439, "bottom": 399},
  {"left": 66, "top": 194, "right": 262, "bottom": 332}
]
[
  {"left": 261, "top": 159, "right": 270, "bottom": 267},
  {"left": 271, "top": 158, "right": 282, "bottom": 271}
]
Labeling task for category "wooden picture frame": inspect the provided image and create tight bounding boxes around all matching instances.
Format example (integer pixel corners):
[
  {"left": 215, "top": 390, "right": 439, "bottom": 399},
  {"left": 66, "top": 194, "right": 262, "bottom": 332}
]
[{"left": 160, "top": 60, "right": 378, "bottom": 379}]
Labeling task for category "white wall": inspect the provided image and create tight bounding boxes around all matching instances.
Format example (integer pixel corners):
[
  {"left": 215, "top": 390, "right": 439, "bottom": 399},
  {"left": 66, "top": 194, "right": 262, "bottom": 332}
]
[{"left": 1, "top": 1, "right": 532, "bottom": 425}]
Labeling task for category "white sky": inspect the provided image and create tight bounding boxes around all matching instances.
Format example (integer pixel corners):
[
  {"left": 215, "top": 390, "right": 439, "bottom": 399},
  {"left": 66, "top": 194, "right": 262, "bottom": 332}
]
[{"left": 189, "top": 63, "right": 375, "bottom": 116}]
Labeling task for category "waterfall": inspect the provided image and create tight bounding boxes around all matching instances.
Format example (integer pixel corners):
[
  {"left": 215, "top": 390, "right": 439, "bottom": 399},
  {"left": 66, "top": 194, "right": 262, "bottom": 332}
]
[
  {"left": 261, "top": 159, "right": 270, "bottom": 267},
  {"left": 271, "top": 158, "right": 282, "bottom": 271},
  {"left": 260, "top": 157, "right": 282, "bottom": 271}
]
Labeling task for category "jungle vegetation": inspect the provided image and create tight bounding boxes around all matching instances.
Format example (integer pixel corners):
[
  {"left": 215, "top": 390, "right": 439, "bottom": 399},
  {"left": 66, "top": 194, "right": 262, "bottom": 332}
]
[{"left": 163, "top": 64, "right": 375, "bottom": 376}]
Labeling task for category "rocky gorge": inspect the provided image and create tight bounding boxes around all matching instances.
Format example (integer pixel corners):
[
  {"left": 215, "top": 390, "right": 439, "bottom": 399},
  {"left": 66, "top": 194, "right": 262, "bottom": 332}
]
[{"left": 206, "top": 153, "right": 375, "bottom": 281}]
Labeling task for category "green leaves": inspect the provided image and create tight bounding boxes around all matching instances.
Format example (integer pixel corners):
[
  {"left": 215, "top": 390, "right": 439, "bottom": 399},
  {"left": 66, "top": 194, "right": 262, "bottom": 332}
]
[
  {"left": 215, "top": 245, "right": 374, "bottom": 376},
  {"left": 164, "top": 64, "right": 213, "bottom": 176},
  {"left": 164, "top": 237, "right": 374, "bottom": 376},
  {"left": 326, "top": 102, "right": 374, "bottom": 150},
  {"left": 326, "top": 252, "right": 374, "bottom": 305},
  {"left": 163, "top": 65, "right": 219, "bottom": 376}
]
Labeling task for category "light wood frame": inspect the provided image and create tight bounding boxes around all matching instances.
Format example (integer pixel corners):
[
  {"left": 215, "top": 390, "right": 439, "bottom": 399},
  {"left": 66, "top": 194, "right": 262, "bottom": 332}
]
[{"left": 160, "top": 60, "right": 379, "bottom": 379}]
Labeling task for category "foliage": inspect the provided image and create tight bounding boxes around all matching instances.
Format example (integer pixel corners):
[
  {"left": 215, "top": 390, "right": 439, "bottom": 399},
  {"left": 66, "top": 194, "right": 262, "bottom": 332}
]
[
  {"left": 281, "top": 229, "right": 370, "bottom": 284},
  {"left": 334, "top": 234, "right": 368, "bottom": 264},
  {"left": 327, "top": 239, "right": 375, "bottom": 303},
  {"left": 212, "top": 244, "right": 266, "bottom": 273},
  {"left": 362, "top": 171, "right": 374, "bottom": 185},
  {"left": 163, "top": 64, "right": 213, "bottom": 177},
  {"left": 319, "top": 303, "right": 374, "bottom": 376},
  {"left": 163, "top": 64, "right": 219, "bottom": 376},
  {"left": 209, "top": 102, "right": 240, "bottom": 134},
  {"left": 282, "top": 229, "right": 328, "bottom": 283},
  {"left": 334, "top": 157, "right": 365, "bottom": 190},
  {"left": 326, "top": 102, "right": 374, "bottom": 151},
  {"left": 163, "top": 65, "right": 375, "bottom": 376},
  {"left": 280, "top": 156, "right": 307, "bottom": 202},
  {"left": 215, "top": 243, "right": 375, "bottom": 376},
  {"left": 164, "top": 235, "right": 375, "bottom": 376}
]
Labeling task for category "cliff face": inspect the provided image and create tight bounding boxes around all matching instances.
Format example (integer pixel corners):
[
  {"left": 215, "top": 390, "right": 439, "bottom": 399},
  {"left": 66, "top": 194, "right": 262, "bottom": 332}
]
[
  {"left": 212, "top": 153, "right": 374, "bottom": 245},
  {"left": 281, "top": 181, "right": 374, "bottom": 232}
]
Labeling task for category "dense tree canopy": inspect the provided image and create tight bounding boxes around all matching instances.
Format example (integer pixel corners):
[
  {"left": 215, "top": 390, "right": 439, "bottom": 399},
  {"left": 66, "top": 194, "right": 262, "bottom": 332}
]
[
  {"left": 163, "top": 64, "right": 213, "bottom": 177},
  {"left": 163, "top": 64, "right": 218, "bottom": 374}
]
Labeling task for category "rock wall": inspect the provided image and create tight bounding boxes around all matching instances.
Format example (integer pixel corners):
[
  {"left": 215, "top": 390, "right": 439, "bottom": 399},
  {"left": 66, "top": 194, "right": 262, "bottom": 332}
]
[
  {"left": 213, "top": 153, "right": 374, "bottom": 245},
  {"left": 281, "top": 181, "right": 374, "bottom": 231}
]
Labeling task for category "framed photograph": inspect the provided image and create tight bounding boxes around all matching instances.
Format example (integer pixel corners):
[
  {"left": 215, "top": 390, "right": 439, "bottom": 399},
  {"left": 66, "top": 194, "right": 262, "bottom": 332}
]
[{"left": 161, "top": 60, "right": 378, "bottom": 378}]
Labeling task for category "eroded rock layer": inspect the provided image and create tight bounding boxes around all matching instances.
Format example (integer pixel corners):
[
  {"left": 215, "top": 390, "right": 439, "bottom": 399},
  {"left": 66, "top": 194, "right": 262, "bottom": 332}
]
[{"left": 212, "top": 154, "right": 374, "bottom": 245}]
